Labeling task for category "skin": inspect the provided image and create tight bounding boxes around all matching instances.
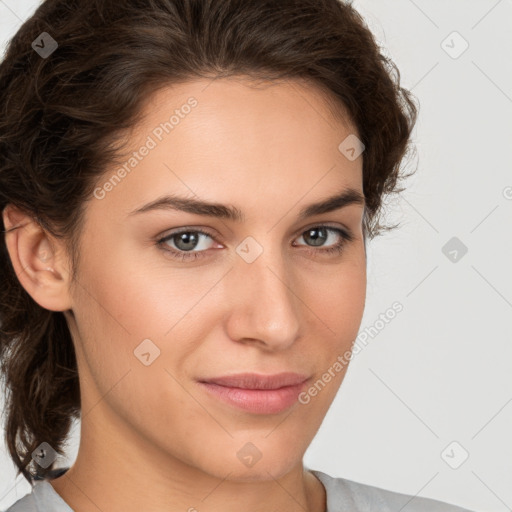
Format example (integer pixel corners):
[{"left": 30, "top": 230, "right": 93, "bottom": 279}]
[{"left": 3, "top": 76, "right": 367, "bottom": 512}]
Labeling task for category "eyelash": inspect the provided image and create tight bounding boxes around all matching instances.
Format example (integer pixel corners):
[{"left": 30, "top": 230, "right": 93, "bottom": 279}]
[{"left": 156, "top": 225, "right": 354, "bottom": 262}]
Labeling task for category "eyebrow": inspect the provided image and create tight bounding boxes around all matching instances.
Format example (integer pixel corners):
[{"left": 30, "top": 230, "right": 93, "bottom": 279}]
[{"left": 128, "top": 187, "right": 365, "bottom": 222}]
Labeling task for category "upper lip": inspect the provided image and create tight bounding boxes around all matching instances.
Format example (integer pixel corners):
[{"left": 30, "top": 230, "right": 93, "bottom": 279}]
[{"left": 199, "top": 372, "right": 309, "bottom": 390}]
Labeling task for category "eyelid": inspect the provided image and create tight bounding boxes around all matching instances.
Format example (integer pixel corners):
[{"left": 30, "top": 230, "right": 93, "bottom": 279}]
[{"left": 295, "top": 221, "right": 352, "bottom": 238}]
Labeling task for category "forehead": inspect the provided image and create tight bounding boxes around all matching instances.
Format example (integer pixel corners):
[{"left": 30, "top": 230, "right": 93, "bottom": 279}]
[
  {"left": 139, "top": 75, "right": 355, "bottom": 136},
  {"left": 89, "top": 76, "right": 363, "bottom": 223}
]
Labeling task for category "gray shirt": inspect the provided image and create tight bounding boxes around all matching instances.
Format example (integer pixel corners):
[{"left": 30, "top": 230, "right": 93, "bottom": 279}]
[{"left": 4, "top": 468, "right": 475, "bottom": 511}]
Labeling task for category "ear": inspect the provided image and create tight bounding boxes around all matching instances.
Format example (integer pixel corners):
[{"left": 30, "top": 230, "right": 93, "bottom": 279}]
[{"left": 2, "top": 204, "right": 73, "bottom": 312}]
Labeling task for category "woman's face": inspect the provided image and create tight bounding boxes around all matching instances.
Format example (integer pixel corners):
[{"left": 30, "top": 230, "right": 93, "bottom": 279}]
[{"left": 65, "top": 76, "right": 367, "bottom": 482}]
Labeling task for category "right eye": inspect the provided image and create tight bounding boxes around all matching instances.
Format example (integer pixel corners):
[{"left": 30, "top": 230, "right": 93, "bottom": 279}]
[{"left": 156, "top": 228, "right": 217, "bottom": 261}]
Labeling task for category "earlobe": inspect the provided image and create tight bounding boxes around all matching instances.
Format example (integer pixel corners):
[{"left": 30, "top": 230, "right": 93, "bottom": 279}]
[{"left": 2, "top": 204, "right": 73, "bottom": 312}]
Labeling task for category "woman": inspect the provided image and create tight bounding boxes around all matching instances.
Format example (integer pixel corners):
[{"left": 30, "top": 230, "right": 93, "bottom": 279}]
[{"left": 0, "top": 0, "right": 475, "bottom": 510}]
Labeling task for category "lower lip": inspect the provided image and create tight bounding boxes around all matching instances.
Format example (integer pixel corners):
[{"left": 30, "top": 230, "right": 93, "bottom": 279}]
[{"left": 198, "top": 380, "right": 308, "bottom": 414}]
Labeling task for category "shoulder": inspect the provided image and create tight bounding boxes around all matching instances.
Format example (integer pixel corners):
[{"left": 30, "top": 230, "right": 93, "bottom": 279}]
[
  {"left": 3, "top": 489, "right": 38, "bottom": 512},
  {"left": 310, "top": 469, "right": 476, "bottom": 512},
  {"left": 4, "top": 477, "right": 73, "bottom": 512}
]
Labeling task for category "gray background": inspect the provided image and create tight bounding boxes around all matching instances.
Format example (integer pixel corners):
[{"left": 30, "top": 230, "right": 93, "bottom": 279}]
[{"left": 1, "top": 1, "right": 511, "bottom": 510}]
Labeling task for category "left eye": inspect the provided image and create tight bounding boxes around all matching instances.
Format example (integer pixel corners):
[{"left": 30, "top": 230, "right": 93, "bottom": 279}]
[
  {"left": 295, "top": 226, "right": 345, "bottom": 248},
  {"left": 156, "top": 225, "right": 353, "bottom": 262}
]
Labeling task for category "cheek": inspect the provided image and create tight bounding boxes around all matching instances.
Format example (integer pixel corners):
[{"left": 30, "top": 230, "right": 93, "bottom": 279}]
[
  {"left": 69, "top": 254, "right": 205, "bottom": 437},
  {"left": 311, "top": 253, "right": 367, "bottom": 337},
  {"left": 70, "top": 245, "right": 228, "bottom": 398},
  {"left": 76, "top": 244, "right": 204, "bottom": 339},
  {"left": 295, "top": 265, "right": 366, "bottom": 419},
  {"left": 301, "top": 252, "right": 366, "bottom": 389}
]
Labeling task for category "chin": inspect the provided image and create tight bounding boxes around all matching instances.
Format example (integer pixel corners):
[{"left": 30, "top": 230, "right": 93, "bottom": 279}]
[{"left": 204, "top": 452, "right": 300, "bottom": 483}]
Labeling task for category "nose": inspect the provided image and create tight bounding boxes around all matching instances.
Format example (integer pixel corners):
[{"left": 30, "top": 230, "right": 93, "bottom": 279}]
[{"left": 224, "top": 246, "right": 301, "bottom": 351}]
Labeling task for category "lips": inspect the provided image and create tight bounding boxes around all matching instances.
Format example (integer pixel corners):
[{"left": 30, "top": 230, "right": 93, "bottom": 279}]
[
  {"left": 199, "top": 372, "right": 309, "bottom": 390},
  {"left": 197, "top": 372, "right": 310, "bottom": 414}
]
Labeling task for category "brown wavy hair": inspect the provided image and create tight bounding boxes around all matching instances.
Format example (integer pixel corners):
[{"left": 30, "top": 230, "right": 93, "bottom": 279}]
[{"left": 0, "top": 0, "right": 418, "bottom": 483}]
